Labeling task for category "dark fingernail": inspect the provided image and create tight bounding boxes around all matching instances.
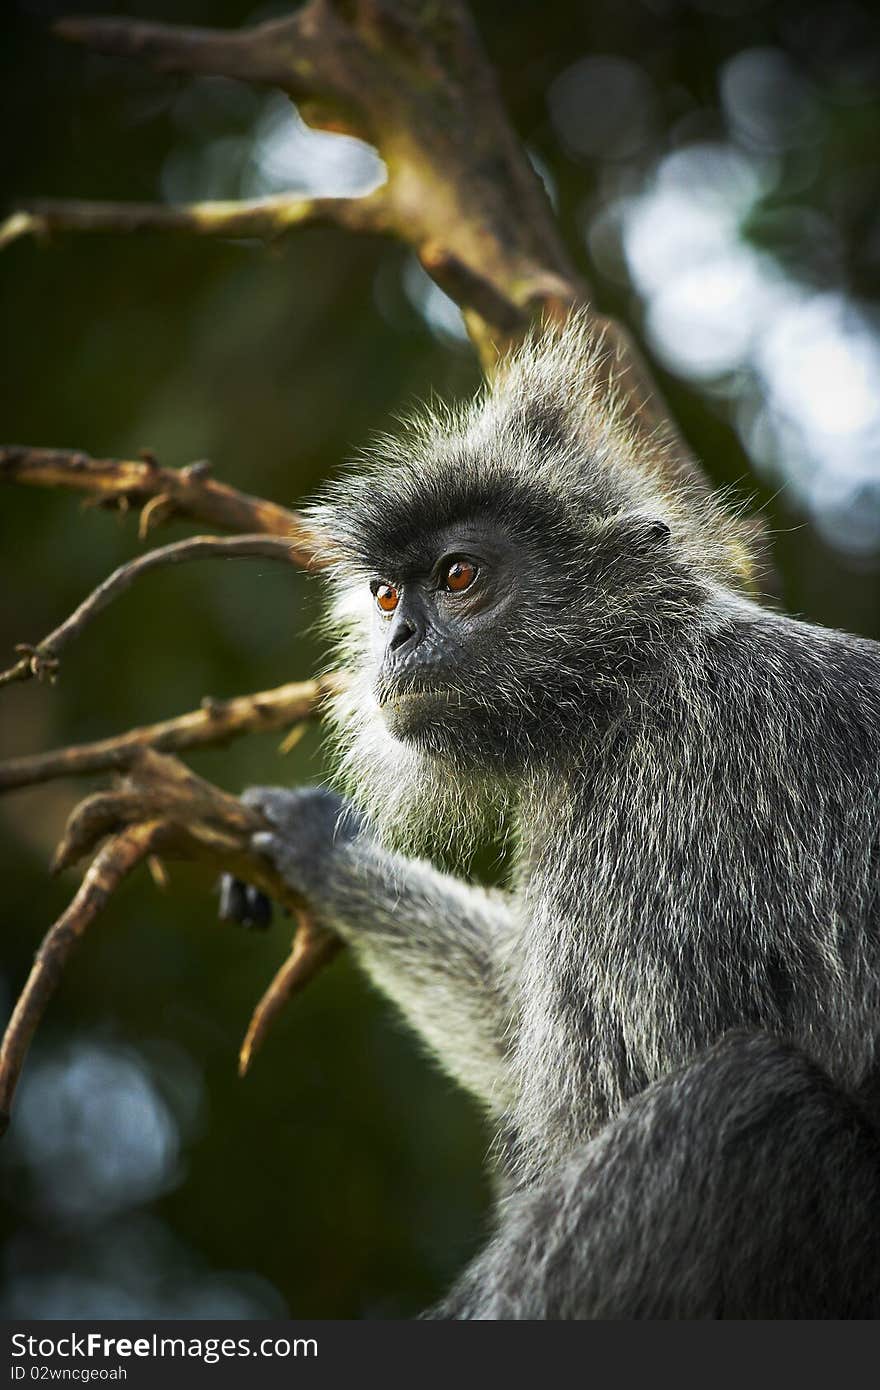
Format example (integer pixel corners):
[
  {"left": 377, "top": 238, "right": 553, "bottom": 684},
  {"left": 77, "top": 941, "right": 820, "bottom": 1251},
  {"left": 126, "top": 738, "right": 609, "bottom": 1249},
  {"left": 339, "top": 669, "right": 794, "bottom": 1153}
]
[
  {"left": 218, "top": 875, "right": 247, "bottom": 923},
  {"left": 243, "top": 884, "right": 273, "bottom": 930}
]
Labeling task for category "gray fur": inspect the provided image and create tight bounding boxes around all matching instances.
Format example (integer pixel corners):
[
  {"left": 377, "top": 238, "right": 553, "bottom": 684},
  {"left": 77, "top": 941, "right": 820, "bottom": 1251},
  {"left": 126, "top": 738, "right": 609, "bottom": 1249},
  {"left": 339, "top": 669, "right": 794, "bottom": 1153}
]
[
  {"left": 432, "top": 1033, "right": 880, "bottom": 1319},
  {"left": 247, "top": 785, "right": 518, "bottom": 1110},
  {"left": 228, "top": 315, "right": 880, "bottom": 1317}
]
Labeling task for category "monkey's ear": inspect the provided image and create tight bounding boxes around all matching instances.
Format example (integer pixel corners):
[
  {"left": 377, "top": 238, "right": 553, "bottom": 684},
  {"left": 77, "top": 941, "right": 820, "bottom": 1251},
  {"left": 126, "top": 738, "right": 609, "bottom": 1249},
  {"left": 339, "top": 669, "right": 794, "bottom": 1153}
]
[{"left": 601, "top": 515, "right": 672, "bottom": 550}]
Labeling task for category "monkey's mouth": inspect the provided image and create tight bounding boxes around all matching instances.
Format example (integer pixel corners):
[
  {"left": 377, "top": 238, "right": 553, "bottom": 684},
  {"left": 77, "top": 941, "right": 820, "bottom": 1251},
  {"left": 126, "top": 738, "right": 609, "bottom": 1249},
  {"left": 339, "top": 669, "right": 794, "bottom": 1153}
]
[
  {"left": 376, "top": 682, "right": 459, "bottom": 738},
  {"left": 380, "top": 688, "right": 450, "bottom": 716},
  {"left": 376, "top": 676, "right": 451, "bottom": 708}
]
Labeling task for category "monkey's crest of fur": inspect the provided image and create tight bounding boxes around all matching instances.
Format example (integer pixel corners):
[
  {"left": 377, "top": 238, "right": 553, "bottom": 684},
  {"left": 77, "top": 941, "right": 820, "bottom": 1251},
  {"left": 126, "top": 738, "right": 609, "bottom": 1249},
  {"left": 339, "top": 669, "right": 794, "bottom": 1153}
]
[
  {"left": 306, "top": 314, "right": 758, "bottom": 853},
  {"left": 313, "top": 313, "right": 756, "bottom": 589}
]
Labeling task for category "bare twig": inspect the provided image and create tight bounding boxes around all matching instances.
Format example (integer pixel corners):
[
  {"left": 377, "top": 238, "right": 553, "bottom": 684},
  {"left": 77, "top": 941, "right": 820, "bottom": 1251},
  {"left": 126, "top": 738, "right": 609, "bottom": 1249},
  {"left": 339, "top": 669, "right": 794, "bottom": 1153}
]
[
  {"left": 239, "top": 913, "right": 343, "bottom": 1077},
  {"left": 0, "top": 534, "right": 305, "bottom": 688},
  {"left": 0, "top": 821, "right": 165, "bottom": 1134},
  {"left": 0, "top": 447, "right": 317, "bottom": 546},
  {"left": 0, "top": 750, "right": 343, "bottom": 1126},
  {"left": 0, "top": 213, "right": 42, "bottom": 251},
  {"left": 0, "top": 192, "right": 387, "bottom": 249},
  {"left": 54, "top": 13, "right": 316, "bottom": 94},
  {"left": 0, "top": 674, "right": 344, "bottom": 792}
]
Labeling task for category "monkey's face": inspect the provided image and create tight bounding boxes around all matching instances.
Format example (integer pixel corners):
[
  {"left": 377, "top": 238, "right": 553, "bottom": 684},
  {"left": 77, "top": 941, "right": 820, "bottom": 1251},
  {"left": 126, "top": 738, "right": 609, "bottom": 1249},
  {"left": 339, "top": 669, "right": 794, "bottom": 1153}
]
[
  {"left": 357, "top": 508, "right": 615, "bottom": 769},
  {"left": 317, "top": 448, "right": 697, "bottom": 776},
  {"left": 368, "top": 521, "right": 519, "bottom": 749}
]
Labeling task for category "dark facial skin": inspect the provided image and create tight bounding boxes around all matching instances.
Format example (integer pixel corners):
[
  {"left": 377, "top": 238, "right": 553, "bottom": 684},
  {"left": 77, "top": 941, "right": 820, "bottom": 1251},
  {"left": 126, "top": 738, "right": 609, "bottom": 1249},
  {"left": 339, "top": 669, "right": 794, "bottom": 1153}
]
[
  {"left": 364, "top": 509, "right": 683, "bottom": 767},
  {"left": 370, "top": 523, "right": 518, "bottom": 743}
]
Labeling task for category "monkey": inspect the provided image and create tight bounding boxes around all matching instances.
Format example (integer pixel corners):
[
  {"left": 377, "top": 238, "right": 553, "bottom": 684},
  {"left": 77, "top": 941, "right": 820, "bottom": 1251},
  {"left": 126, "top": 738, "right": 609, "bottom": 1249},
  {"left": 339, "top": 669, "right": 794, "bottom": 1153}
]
[{"left": 220, "top": 315, "right": 880, "bottom": 1317}]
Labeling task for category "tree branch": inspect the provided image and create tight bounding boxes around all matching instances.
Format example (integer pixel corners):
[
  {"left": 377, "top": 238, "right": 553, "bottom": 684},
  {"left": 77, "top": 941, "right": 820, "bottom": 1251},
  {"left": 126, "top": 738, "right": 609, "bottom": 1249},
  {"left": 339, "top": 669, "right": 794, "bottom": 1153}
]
[
  {"left": 0, "top": 447, "right": 319, "bottom": 545},
  {"left": 0, "top": 820, "right": 165, "bottom": 1134},
  {"left": 54, "top": 13, "right": 318, "bottom": 96},
  {"left": 3, "top": 1, "right": 715, "bottom": 494},
  {"left": 0, "top": 674, "right": 344, "bottom": 792},
  {"left": 0, "top": 192, "right": 388, "bottom": 250},
  {"left": 0, "top": 750, "right": 342, "bottom": 1128},
  {"left": 238, "top": 913, "right": 342, "bottom": 1078},
  {"left": 50, "top": 0, "right": 580, "bottom": 344},
  {"left": 0, "top": 534, "right": 307, "bottom": 689}
]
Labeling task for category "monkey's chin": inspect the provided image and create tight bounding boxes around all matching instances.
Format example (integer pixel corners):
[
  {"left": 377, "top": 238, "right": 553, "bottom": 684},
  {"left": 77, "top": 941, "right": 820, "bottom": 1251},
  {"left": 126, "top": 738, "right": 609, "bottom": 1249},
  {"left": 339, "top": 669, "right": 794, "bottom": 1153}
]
[{"left": 378, "top": 687, "right": 456, "bottom": 744}]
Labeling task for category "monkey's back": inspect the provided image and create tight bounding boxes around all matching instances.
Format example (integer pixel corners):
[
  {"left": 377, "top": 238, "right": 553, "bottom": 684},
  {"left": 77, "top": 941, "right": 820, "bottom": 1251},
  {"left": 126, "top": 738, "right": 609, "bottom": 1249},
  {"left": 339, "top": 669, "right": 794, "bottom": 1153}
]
[{"left": 512, "top": 598, "right": 880, "bottom": 1168}]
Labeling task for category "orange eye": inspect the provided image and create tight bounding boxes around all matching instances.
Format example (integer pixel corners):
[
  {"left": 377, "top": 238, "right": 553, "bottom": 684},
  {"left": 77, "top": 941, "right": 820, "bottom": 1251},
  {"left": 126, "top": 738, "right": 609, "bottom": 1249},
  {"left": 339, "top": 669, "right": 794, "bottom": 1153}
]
[
  {"left": 374, "top": 582, "right": 399, "bottom": 614},
  {"left": 444, "top": 558, "right": 478, "bottom": 593}
]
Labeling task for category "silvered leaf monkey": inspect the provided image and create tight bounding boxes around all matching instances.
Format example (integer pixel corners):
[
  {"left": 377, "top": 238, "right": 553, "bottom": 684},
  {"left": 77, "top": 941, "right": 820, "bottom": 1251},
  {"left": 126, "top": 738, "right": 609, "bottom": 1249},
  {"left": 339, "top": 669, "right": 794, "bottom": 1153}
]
[{"left": 221, "top": 318, "right": 880, "bottom": 1318}]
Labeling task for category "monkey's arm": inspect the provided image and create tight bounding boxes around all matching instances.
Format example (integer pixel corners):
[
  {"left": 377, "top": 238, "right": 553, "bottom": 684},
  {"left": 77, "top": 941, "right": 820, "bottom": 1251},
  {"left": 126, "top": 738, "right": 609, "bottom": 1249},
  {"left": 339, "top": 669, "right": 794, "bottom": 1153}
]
[{"left": 230, "top": 786, "right": 519, "bottom": 1112}]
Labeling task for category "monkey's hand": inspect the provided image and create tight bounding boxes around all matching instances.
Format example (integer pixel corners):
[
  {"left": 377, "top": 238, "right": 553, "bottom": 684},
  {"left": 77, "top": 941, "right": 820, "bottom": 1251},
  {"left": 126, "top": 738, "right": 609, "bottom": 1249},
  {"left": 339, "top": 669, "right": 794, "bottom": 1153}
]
[
  {"left": 221, "top": 788, "right": 518, "bottom": 1111},
  {"left": 218, "top": 786, "right": 363, "bottom": 930}
]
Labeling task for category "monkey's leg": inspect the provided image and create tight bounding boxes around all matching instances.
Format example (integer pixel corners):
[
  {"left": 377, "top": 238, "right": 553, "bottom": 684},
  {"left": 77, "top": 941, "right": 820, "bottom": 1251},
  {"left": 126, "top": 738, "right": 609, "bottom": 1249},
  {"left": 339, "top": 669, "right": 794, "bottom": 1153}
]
[
  {"left": 222, "top": 785, "right": 520, "bottom": 1112},
  {"left": 430, "top": 1031, "right": 880, "bottom": 1319}
]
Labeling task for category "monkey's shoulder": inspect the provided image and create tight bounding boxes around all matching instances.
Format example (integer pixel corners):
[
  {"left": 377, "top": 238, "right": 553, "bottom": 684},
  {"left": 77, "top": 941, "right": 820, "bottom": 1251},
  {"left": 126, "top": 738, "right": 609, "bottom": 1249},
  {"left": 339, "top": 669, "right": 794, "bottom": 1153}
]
[
  {"left": 690, "top": 600, "right": 880, "bottom": 787},
  {"left": 705, "top": 599, "right": 880, "bottom": 712}
]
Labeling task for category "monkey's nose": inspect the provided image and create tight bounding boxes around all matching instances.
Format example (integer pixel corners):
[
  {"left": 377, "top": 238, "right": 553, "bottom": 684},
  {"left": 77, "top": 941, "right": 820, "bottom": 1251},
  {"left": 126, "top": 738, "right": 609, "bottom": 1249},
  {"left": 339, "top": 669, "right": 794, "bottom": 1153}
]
[{"left": 387, "top": 613, "right": 421, "bottom": 656}]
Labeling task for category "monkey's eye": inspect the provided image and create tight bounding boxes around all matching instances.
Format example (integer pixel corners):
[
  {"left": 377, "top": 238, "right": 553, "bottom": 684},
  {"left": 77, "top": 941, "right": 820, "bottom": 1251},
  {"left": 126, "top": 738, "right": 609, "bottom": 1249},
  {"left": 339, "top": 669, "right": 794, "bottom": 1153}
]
[
  {"left": 442, "top": 557, "right": 479, "bottom": 594},
  {"left": 371, "top": 580, "right": 400, "bottom": 614}
]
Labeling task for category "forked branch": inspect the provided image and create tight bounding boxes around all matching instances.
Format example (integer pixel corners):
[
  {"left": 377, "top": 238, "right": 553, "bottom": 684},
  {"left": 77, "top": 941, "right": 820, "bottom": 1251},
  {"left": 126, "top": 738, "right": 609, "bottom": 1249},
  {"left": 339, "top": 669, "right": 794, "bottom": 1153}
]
[
  {"left": 0, "top": 822, "right": 165, "bottom": 1135},
  {"left": 0, "top": 447, "right": 316, "bottom": 544},
  {"left": 0, "top": 750, "right": 342, "bottom": 1129},
  {"left": 2, "top": 0, "right": 705, "bottom": 483},
  {"left": 0, "top": 534, "right": 308, "bottom": 688},
  {"left": 1, "top": 191, "right": 388, "bottom": 250},
  {"left": 0, "top": 674, "right": 343, "bottom": 792},
  {"left": 2, "top": 0, "right": 710, "bottom": 483}
]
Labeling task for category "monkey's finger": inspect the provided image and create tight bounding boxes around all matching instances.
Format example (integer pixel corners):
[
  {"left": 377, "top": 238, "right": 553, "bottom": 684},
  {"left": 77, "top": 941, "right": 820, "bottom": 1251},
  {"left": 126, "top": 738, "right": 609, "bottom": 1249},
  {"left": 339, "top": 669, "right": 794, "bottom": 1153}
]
[
  {"left": 251, "top": 831, "right": 281, "bottom": 859},
  {"left": 250, "top": 830, "right": 303, "bottom": 889},
  {"left": 218, "top": 873, "right": 248, "bottom": 924},
  {"left": 217, "top": 874, "right": 272, "bottom": 929},
  {"left": 243, "top": 883, "right": 273, "bottom": 930},
  {"left": 242, "top": 784, "right": 346, "bottom": 839},
  {"left": 241, "top": 785, "right": 307, "bottom": 832}
]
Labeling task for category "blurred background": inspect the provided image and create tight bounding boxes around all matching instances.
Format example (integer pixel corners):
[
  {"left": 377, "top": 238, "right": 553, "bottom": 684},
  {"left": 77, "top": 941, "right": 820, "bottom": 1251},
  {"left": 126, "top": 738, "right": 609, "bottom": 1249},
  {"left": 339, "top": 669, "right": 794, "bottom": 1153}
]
[{"left": 1, "top": 0, "right": 880, "bottom": 1318}]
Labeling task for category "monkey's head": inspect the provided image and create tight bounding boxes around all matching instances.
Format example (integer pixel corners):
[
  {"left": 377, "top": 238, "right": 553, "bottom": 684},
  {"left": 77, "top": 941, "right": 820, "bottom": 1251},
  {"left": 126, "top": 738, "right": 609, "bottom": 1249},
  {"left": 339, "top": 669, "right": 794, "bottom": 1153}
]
[{"left": 309, "top": 315, "right": 756, "bottom": 846}]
